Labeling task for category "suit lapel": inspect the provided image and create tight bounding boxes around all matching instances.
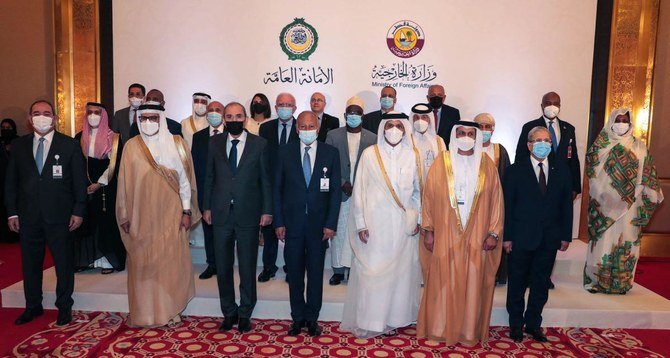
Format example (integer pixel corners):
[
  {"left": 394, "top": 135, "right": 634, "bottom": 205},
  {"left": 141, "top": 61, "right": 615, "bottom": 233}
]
[
  {"left": 237, "top": 135, "right": 252, "bottom": 170},
  {"left": 546, "top": 161, "right": 558, "bottom": 195},
  {"left": 38, "top": 133, "right": 59, "bottom": 178},
  {"left": 309, "top": 142, "right": 325, "bottom": 189},
  {"left": 288, "top": 119, "right": 299, "bottom": 143},
  {"left": 524, "top": 157, "right": 543, "bottom": 198}
]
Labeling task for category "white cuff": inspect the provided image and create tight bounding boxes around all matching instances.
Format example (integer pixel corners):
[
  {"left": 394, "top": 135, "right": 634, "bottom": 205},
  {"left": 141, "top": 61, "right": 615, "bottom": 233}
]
[
  {"left": 8, "top": 215, "right": 18, "bottom": 220},
  {"left": 181, "top": 199, "right": 191, "bottom": 211}
]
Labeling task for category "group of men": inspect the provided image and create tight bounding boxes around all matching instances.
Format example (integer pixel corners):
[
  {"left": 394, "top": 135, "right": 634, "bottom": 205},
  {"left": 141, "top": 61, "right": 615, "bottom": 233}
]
[{"left": 6, "top": 82, "right": 581, "bottom": 345}]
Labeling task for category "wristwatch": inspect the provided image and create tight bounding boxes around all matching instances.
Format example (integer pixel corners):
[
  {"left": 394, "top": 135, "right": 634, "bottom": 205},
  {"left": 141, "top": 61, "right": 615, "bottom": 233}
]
[
  {"left": 182, "top": 210, "right": 192, "bottom": 216},
  {"left": 488, "top": 231, "right": 499, "bottom": 241}
]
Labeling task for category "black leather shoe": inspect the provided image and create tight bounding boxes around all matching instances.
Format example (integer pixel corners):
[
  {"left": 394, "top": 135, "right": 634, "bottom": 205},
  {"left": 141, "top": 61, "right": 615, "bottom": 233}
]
[
  {"left": 306, "top": 321, "right": 321, "bottom": 336},
  {"left": 525, "top": 327, "right": 547, "bottom": 342},
  {"left": 238, "top": 317, "right": 252, "bottom": 333},
  {"left": 219, "top": 315, "right": 239, "bottom": 331},
  {"left": 329, "top": 273, "right": 344, "bottom": 286},
  {"left": 56, "top": 309, "right": 72, "bottom": 326},
  {"left": 548, "top": 279, "right": 555, "bottom": 289},
  {"left": 509, "top": 327, "right": 524, "bottom": 342},
  {"left": 199, "top": 266, "right": 216, "bottom": 280},
  {"left": 14, "top": 307, "right": 44, "bottom": 325},
  {"left": 258, "top": 268, "right": 276, "bottom": 282},
  {"left": 288, "top": 320, "right": 305, "bottom": 335}
]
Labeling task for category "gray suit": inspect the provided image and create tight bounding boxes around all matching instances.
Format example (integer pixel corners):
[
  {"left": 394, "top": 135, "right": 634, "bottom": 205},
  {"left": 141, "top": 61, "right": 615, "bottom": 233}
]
[
  {"left": 112, "top": 107, "right": 134, "bottom": 143},
  {"left": 325, "top": 127, "right": 377, "bottom": 202}
]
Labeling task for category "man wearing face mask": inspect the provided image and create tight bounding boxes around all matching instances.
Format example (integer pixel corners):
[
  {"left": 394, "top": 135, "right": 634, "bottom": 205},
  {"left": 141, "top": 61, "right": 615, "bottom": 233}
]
[
  {"left": 274, "top": 111, "right": 341, "bottom": 336},
  {"left": 73, "top": 102, "right": 125, "bottom": 275},
  {"left": 341, "top": 113, "right": 421, "bottom": 339},
  {"left": 325, "top": 96, "right": 377, "bottom": 286},
  {"left": 409, "top": 103, "right": 446, "bottom": 281},
  {"left": 112, "top": 83, "right": 146, "bottom": 143},
  {"left": 191, "top": 101, "right": 226, "bottom": 280},
  {"left": 362, "top": 86, "right": 406, "bottom": 134},
  {"left": 181, "top": 92, "right": 211, "bottom": 149},
  {"left": 129, "top": 89, "right": 183, "bottom": 139},
  {"left": 202, "top": 102, "right": 272, "bottom": 333},
  {"left": 474, "top": 113, "right": 511, "bottom": 285},
  {"left": 426, "top": 85, "right": 461, "bottom": 145},
  {"left": 417, "top": 121, "right": 503, "bottom": 345},
  {"left": 5, "top": 100, "right": 87, "bottom": 326},
  {"left": 310, "top": 92, "right": 340, "bottom": 142},
  {"left": 257, "top": 93, "right": 299, "bottom": 282},
  {"left": 504, "top": 126, "right": 573, "bottom": 343},
  {"left": 116, "top": 103, "right": 200, "bottom": 327}
]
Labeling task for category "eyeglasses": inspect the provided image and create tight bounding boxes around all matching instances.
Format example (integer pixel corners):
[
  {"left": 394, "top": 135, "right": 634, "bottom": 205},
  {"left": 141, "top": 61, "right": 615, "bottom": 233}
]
[{"left": 139, "top": 116, "right": 159, "bottom": 122}]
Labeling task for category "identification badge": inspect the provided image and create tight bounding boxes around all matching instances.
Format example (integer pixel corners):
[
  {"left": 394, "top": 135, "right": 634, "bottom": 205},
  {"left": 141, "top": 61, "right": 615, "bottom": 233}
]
[
  {"left": 457, "top": 184, "right": 466, "bottom": 206},
  {"left": 320, "top": 167, "right": 329, "bottom": 192},
  {"left": 53, "top": 165, "right": 63, "bottom": 179}
]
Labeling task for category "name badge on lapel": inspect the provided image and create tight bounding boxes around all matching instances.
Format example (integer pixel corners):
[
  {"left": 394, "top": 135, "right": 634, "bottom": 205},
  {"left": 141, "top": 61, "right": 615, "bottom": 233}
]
[
  {"left": 320, "top": 167, "right": 329, "bottom": 192},
  {"left": 53, "top": 154, "right": 63, "bottom": 179}
]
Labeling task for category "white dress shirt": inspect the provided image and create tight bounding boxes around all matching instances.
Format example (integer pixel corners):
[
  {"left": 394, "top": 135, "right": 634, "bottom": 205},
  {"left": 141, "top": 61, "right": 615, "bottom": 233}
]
[
  {"left": 129, "top": 107, "right": 137, "bottom": 126},
  {"left": 209, "top": 124, "right": 224, "bottom": 136},
  {"left": 226, "top": 130, "right": 247, "bottom": 164},
  {"left": 278, "top": 118, "right": 294, "bottom": 143},
  {"left": 300, "top": 140, "right": 318, "bottom": 175},
  {"left": 33, "top": 130, "right": 55, "bottom": 167},
  {"left": 543, "top": 116, "right": 561, "bottom": 144},
  {"left": 530, "top": 155, "right": 550, "bottom": 182}
]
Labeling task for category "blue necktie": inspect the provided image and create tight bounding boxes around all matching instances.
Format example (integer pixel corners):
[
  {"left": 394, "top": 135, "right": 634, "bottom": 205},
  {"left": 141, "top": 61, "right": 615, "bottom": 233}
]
[
  {"left": 280, "top": 123, "right": 287, "bottom": 146},
  {"left": 229, "top": 139, "right": 239, "bottom": 174},
  {"left": 548, "top": 120, "right": 558, "bottom": 153},
  {"left": 303, "top": 146, "right": 312, "bottom": 186},
  {"left": 36, "top": 137, "right": 45, "bottom": 174}
]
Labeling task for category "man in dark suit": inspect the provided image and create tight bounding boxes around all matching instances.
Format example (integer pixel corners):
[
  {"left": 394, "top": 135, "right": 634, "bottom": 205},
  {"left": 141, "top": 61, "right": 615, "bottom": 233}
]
[
  {"left": 274, "top": 111, "right": 341, "bottom": 336},
  {"left": 191, "top": 101, "right": 225, "bottom": 280},
  {"left": 503, "top": 126, "right": 573, "bottom": 343},
  {"left": 111, "top": 83, "right": 145, "bottom": 143},
  {"left": 515, "top": 92, "right": 581, "bottom": 199},
  {"left": 309, "top": 92, "right": 340, "bottom": 142},
  {"left": 129, "top": 89, "right": 182, "bottom": 139},
  {"left": 257, "top": 92, "right": 299, "bottom": 282},
  {"left": 203, "top": 102, "right": 272, "bottom": 333},
  {"left": 426, "top": 84, "right": 461, "bottom": 145},
  {"left": 362, "top": 86, "right": 406, "bottom": 134},
  {"left": 5, "top": 100, "right": 87, "bottom": 326}
]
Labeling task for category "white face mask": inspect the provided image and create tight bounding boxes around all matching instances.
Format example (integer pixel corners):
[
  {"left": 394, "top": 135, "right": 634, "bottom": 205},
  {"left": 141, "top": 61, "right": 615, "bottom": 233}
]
[
  {"left": 87, "top": 114, "right": 101, "bottom": 128},
  {"left": 455, "top": 136, "right": 475, "bottom": 151},
  {"left": 384, "top": 127, "right": 404, "bottom": 145},
  {"left": 413, "top": 119, "right": 429, "bottom": 133},
  {"left": 32, "top": 115, "right": 53, "bottom": 134},
  {"left": 129, "top": 97, "right": 143, "bottom": 108},
  {"left": 543, "top": 105, "right": 560, "bottom": 119},
  {"left": 194, "top": 103, "right": 207, "bottom": 116},
  {"left": 141, "top": 121, "right": 159, "bottom": 136},
  {"left": 612, "top": 122, "right": 631, "bottom": 136}
]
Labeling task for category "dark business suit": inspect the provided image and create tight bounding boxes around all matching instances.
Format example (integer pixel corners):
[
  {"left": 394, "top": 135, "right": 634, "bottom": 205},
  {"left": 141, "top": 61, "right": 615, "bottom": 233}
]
[
  {"left": 129, "top": 117, "right": 183, "bottom": 139},
  {"left": 258, "top": 118, "right": 298, "bottom": 274},
  {"left": 111, "top": 107, "right": 135, "bottom": 143},
  {"left": 434, "top": 104, "right": 461, "bottom": 145},
  {"left": 515, "top": 117, "right": 581, "bottom": 194},
  {"left": 191, "top": 127, "right": 220, "bottom": 269},
  {"left": 503, "top": 156, "right": 572, "bottom": 330},
  {"left": 274, "top": 141, "right": 341, "bottom": 322},
  {"left": 317, "top": 113, "right": 340, "bottom": 142},
  {"left": 204, "top": 131, "right": 272, "bottom": 319},
  {"left": 4, "top": 132, "right": 87, "bottom": 312}
]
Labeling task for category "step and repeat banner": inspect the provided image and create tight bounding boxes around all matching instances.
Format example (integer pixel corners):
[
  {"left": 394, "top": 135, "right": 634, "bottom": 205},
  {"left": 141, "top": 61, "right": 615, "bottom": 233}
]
[{"left": 113, "top": 0, "right": 597, "bottom": 232}]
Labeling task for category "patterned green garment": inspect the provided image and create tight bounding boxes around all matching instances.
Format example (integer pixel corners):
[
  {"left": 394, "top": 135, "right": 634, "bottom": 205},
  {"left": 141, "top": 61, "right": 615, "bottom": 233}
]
[{"left": 584, "top": 109, "right": 663, "bottom": 294}]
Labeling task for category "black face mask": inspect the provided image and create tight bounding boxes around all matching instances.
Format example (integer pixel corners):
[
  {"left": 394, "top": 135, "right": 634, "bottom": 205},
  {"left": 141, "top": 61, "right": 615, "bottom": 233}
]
[
  {"left": 226, "top": 121, "right": 244, "bottom": 136},
  {"left": 429, "top": 96, "right": 444, "bottom": 109},
  {"left": 1, "top": 129, "right": 14, "bottom": 138},
  {"left": 251, "top": 103, "right": 268, "bottom": 115}
]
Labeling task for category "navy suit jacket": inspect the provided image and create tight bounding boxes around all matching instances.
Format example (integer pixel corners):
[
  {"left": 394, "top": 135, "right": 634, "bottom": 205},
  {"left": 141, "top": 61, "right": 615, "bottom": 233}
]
[
  {"left": 502, "top": 155, "right": 573, "bottom": 251},
  {"left": 273, "top": 141, "right": 341, "bottom": 238},
  {"left": 515, "top": 117, "right": 581, "bottom": 194},
  {"left": 317, "top": 113, "right": 340, "bottom": 142},
  {"left": 435, "top": 104, "right": 461, "bottom": 145},
  {"left": 191, "top": 127, "right": 216, "bottom": 211},
  {"left": 258, "top": 118, "right": 299, "bottom": 179}
]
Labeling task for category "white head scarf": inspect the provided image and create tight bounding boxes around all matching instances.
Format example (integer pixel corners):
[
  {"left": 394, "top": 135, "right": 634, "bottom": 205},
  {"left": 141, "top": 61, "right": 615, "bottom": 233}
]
[
  {"left": 449, "top": 120, "right": 484, "bottom": 227},
  {"left": 192, "top": 92, "right": 210, "bottom": 118},
  {"left": 138, "top": 105, "right": 186, "bottom": 173},
  {"left": 376, "top": 113, "right": 413, "bottom": 150},
  {"left": 411, "top": 104, "right": 437, "bottom": 139},
  {"left": 449, "top": 120, "right": 484, "bottom": 174}
]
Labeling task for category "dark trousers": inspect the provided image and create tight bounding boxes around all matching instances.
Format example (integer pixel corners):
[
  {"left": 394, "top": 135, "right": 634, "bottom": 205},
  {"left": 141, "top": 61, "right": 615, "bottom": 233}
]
[
  {"left": 202, "top": 220, "right": 216, "bottom": 267},
  {"left": 284, "top": 227, "right": 327, "bottom": 322},
  {"left": 261, "top": 224, "right": 278, "bottom": 272},
  {"left": 20, "top": 222, "right": 75, "bottom": 311},
  {"left": 496, "top": 250, "right": 508, "bottom": 283},
  {"left": 506, "top": 247, "right": 557, "bottom": 329},
  {"left": 213, "top": 207, "right": 259, "bottom": 319}
]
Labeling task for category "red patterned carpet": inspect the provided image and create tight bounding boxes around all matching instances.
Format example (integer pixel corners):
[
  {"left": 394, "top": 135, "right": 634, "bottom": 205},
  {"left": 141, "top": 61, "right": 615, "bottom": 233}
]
[{"left": 2, "top": 311, "right": 665, "bottom": 357}]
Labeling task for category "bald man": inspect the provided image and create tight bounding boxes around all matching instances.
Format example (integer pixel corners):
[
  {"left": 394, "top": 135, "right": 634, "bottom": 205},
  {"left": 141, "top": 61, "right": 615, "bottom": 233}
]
[
  {"left": 274, "top": 111, "right": 341, "bottom": 336},
  {"left": 129, "top": 89, "right": 182, "bottom": 139},
  {"left": 426, "top": 84, "right": 461, "bottom": 145},
  {"left": 191, "top": 101, "right": 225, "bottom": 280},
  {"left": 309, "top": 92, "right": 340, "bottom": 142}
]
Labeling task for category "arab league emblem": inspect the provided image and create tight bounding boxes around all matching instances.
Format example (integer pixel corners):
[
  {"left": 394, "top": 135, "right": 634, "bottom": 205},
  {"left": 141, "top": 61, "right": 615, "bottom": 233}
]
[
  {"left": 280, "top": 18, "right": 319, "bottom": 61},
  {"left": 386, "top": 20, "right": 425, "bottom": 58}
]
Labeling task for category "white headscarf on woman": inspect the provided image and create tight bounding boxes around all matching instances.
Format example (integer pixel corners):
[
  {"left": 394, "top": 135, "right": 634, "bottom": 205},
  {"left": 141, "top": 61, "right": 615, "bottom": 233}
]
[{"left": 448, "top": 120, "right": 484, "bottom": 227}]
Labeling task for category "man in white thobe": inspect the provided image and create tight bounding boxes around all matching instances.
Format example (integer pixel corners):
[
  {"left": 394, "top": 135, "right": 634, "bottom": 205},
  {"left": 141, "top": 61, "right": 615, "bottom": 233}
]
[{"left": 181, "top": 92, "right": 211, "bottom": 148}]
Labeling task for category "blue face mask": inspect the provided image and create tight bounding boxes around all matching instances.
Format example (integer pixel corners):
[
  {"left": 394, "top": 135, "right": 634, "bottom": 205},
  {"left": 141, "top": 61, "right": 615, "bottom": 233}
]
[
  {"left": 277, "top": 107, "right": 294, "bottom": 121},
  {"left": 532, "top": 141, "right": 552, "bottom": 159},
  {"left": 206, "top": 112, "right": 222, "bottom": 127},
  {"left": 346, "top": 114, "right": 362, "bottom": 128},
  {"left": 380, "top": 97, "right": 394, "bottom": 110},
  {"left": 299, "top": 129, "right": 318, "bottom": 145},
  {"left": 482, "top": 130, "right": 492, "bottom": 143}
]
